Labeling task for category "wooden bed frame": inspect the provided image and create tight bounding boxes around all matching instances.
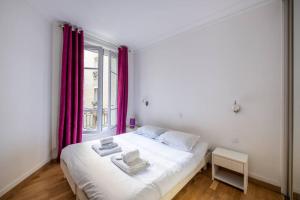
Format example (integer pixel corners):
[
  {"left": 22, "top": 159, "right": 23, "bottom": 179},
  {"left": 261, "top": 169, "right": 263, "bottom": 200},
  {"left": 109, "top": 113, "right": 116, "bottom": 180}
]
[{"left": 61, "top": 157, "right": 207, "bottom": 200}]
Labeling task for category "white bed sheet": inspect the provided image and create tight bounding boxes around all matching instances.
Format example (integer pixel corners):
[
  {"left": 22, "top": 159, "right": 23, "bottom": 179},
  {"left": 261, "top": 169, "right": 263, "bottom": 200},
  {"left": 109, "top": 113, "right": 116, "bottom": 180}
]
[{"left": 61, "top": 132, "right": 208, "bottom": 200}]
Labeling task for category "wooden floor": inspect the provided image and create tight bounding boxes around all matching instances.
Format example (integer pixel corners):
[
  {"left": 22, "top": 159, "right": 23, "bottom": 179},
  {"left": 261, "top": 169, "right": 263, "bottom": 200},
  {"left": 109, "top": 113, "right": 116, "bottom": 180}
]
[{"left": 1, "top": 162, "right": 283, "bottom": 200}]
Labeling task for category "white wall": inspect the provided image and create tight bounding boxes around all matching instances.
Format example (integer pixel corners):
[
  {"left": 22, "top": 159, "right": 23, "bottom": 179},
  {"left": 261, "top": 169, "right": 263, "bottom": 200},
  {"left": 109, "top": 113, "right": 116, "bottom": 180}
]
[
  {"left": 0, "top": 0, "right": 51, "bottom": 196},
  {"left": 134, "top": 1, "right": 283, "bottom": 186},
  {"left": 293, "top": 0, "right": 300, "bottom": 194}
]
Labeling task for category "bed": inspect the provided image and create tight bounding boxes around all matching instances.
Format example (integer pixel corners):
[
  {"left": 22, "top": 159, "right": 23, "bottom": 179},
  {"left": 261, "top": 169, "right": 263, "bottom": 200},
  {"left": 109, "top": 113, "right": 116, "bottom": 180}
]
[{"left": 60, "top": 132, "right": 208, "bottom": 200}]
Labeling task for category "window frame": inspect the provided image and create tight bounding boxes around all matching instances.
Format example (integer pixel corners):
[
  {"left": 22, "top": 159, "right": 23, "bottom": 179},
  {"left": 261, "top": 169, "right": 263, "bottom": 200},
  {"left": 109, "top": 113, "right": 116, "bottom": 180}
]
[
  {"left": 83, "top": 45, "right": 104, "bottom": 134},
  {"left": 108, "top": 51, "right": 118, "bottom": 129},
  {"left": 83, "top": 45, "right": 118, "bottom": 134}
]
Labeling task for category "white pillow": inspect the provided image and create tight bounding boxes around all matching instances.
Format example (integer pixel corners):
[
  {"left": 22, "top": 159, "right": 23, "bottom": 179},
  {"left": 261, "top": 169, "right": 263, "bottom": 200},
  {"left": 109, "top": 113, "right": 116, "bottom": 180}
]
[
  {"left": 158, "top": 130, "right": 200, "bottom": 152},
  {"left": 135, "top": 125, "right": 166, "bottom": 139}
]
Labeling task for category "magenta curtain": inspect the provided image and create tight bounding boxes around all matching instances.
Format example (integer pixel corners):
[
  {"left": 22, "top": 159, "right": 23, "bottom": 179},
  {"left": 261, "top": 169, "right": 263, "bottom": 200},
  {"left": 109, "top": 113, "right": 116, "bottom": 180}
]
[
  {"left": 57, "top": 24, "right": 84, "bottom": 158},
  {"left": 116, "top": 46, "right": 128, "bottom": 134}
]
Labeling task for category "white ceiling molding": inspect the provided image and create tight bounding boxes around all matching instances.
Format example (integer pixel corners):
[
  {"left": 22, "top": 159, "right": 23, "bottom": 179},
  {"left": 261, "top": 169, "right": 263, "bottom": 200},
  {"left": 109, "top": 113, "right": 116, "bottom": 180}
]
[
  {"left": 137, "top": 0, "right": 275, "bottom": 50},
  {"left": 25, "top": 0, "right": 273, "bottom": 50}
]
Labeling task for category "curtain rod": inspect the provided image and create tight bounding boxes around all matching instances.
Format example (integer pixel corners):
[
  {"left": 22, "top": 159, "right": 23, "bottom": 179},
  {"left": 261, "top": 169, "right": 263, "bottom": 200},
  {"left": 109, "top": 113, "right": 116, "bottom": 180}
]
[
  {"left": 58, "top": 24, "right": 131, "bottom": 52},
  {"left": 59, "top": 24, "right": 83, "bottom": 32}
]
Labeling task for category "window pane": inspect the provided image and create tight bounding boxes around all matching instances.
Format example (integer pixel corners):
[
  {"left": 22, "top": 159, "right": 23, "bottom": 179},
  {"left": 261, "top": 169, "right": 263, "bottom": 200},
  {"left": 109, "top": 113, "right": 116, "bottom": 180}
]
[
  {"left": 110, "top": 54, "right": 118, "bottom": 128},
  {"left": 111, "top": 73, "right": 117, "bottom": 109},
  {"left": 111, "top": 56, "right": 117, "bottom": 74},
  {"left": 83, "top": 109, "right": 97, "bottom": 130},
  {"left": 83, "top": 68, "right": 98, "bottom": 130},
  {"left": 84, "top": 69, "right": 98, "bottom": 109},
  {"left": 84, "top": 49, "right": 99, "bottom": 131},
  {"left": 84, "top": 49, "right": 98, "bottom": 68},
  {"left": 102, "top": 54, "right": 109, "bottom": 127},
  {"left": 111, "top": 108, "right": 117, "bottom": 127}
]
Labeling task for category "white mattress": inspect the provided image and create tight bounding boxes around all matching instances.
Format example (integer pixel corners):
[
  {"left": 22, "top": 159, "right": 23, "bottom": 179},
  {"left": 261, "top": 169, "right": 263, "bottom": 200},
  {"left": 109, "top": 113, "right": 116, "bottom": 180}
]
[{"left": 61, "top": 132, "right": 208, "bottom": 200}]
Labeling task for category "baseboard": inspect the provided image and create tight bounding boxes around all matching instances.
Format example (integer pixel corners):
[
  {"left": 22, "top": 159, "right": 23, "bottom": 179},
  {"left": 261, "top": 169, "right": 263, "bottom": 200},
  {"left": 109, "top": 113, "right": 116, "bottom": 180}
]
[
  {"left": 0, "top": 157, "right": 51, "bottom": 198},
  {"left": 249, "top": 177, "right": 281, "bottom": 193},
  {"left": 294, "top": 187, "right": 300, "bottom": 195},
  {"left": 294, "top": 192, "right": 300, "bottom": 200},
  {"left": 248, "top": 172, "right": 281, "bottom": 189},
  {"left": 293, "top": 192, "right": 300, "bottom": 200}
]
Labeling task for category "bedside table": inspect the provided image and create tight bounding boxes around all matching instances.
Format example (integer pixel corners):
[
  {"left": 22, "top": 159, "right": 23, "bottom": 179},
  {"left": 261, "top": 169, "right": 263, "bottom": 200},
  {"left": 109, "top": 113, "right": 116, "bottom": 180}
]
[{"left": 212, "top": 147, "right": 248, "bottom": 194}]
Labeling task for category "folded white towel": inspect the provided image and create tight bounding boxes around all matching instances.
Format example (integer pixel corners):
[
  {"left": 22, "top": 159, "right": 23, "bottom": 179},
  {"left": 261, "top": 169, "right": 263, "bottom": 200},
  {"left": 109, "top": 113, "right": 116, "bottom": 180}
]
[
  {"left": 92, "top": 144, "right": 121, "bottom": 156},
  {"left": 100, "top": 137, "right": 113, "bottom": 145},
  {"left": 99, "top": 142, "right": 118, "bottom": 150},
  {"left": 111, "top": 155, "right": 149, "bottom": 175},
  {"left": 122, "top": 150, "right": 140, "bottom": 164}
]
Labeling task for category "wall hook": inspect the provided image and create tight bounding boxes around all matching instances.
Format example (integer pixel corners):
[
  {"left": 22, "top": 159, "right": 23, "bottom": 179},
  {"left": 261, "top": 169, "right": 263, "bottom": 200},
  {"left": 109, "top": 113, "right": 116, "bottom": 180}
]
[
  {"left": 142, "top": 98, "right": 149, "bottom": 107},
  {"left": 232, "top": 100, "right": 241, "bottom": 113}
]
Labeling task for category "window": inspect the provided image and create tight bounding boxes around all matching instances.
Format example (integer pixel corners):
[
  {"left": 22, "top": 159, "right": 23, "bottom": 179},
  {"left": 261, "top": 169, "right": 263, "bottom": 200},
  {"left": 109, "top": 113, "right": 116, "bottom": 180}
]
[{"left": 83, "top": 47, "right": 118, "bottom": 133}]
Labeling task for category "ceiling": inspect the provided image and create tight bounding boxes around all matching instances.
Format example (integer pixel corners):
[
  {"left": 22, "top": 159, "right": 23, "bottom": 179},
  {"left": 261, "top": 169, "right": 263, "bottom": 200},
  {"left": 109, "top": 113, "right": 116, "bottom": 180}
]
[{"left": 25, "top": 0, "right": 269, "bottom": 49}]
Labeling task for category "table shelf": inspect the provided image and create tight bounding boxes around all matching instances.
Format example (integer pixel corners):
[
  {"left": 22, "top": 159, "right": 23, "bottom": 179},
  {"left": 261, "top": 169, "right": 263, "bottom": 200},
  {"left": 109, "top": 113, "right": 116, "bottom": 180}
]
[{"left": 214, "top": 167, "right": 244, "bottom": 190}]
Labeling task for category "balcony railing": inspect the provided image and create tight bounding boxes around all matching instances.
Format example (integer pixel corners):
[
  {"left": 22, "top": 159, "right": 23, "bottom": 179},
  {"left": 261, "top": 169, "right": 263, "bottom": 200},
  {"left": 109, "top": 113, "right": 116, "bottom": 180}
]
[{"left": 83, "top": 108, "right": 108, "bottom": 131}]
